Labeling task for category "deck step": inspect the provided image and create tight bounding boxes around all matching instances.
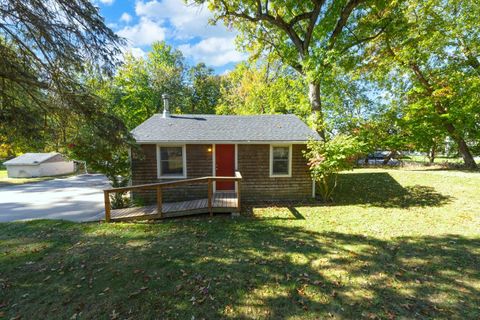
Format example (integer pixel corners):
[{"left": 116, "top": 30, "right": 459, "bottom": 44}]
[{"left": 110, "top": 192, "right": 238, "bottom": 222}]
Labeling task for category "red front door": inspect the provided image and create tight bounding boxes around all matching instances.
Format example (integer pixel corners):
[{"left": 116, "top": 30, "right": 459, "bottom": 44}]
[{"left": 215, "top": 144, "right": 235, "bottom": 191}]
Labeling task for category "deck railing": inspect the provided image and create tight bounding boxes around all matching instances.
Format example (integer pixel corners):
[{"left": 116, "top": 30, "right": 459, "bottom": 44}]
[{"left": 104, "top": 171, "right": 242, "bottom": 222}]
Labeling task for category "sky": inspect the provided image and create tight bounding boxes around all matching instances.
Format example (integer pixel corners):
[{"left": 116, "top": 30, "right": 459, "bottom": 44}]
[{"left": 96, "top": 0, "right": 246, "bottom": 74}]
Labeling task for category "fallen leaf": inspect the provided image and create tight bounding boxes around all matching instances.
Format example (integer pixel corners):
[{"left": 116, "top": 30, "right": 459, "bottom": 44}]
[{"left": 110, "top": 309, "right": 119, "bottom": 319}]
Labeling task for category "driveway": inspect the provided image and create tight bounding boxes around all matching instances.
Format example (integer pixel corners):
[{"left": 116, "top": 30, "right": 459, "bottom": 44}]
[{"left": 0, "top": 174, "right": 110, "bottom": 222}]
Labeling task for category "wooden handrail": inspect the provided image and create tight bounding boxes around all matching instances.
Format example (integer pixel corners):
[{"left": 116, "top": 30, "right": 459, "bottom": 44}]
[
  {"left": 104, "top": 171, "right": 242, "bottom": 222},
  {"left": 104, "top": 172, "right": 242, "bottom": 193}
]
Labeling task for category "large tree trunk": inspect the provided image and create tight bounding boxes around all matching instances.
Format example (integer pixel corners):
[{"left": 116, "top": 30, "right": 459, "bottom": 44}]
[
  {"left": 429, "top": 141, "right": 436, "bottom": 164},
  {"left": 409, "top": 63, "right": 478, "bottom": 169},
  {"left": 443, "top": 122, "right": 477, "bottom": 169},
  {"left": 440, "top": 118, "right": 476, "bottom": 169},
  {"left": 308, "top": 81, "right": 326, "bottom": 141}
]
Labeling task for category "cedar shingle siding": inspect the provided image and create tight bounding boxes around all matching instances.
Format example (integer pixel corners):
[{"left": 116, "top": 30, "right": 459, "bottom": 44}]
[
  {"left": 131, "top": 143, "right": 312, "bottom": 204},
  {"left": 131, "top": 144, "right": 212, "bottom": 203},
  {"left": 238, "top": 144, "right": 312, "bottom": 202}
]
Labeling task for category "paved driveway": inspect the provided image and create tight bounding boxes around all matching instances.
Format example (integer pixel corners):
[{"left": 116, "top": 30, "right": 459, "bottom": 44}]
[{"left": 0, "top": 174, "right": 110, "bottom": 222}]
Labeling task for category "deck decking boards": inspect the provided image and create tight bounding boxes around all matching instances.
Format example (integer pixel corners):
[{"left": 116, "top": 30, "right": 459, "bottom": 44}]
[{"left": 110, "top": 192, "right": 238, "bottom": 222}]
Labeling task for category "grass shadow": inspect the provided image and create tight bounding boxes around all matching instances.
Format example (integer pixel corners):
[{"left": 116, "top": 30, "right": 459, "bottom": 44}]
[
  {"left": 1, "top": 219, "right": 479, "bottom": 319},
  {"left": 287, "top": 207, "right": 305, "bottom": 220},
  {"left": 243, "top": 203, "right": 311, "bottom": 220},
  {"left": 334, "top": 172, "right": 453, "bottom": 208}
]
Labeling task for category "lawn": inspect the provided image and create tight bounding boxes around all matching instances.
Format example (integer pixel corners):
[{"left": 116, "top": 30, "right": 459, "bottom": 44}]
[
  {"left": 402, "top": 155, "right": 480, "bottom": 166},
  {"left": 0, "top": 168, "right": 479, "bottom": 319},
  {"left": 0, "top": 169, "right": 72, "bottom": 187}
]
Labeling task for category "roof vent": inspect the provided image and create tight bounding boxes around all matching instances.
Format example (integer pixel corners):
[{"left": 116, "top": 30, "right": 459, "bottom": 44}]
[{"left": 162, "top": 93, "right": 170, "bottom": 118}]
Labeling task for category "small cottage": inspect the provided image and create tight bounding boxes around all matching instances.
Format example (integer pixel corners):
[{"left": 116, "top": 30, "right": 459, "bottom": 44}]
[
  {"left": 129, "top": 96, "right": 320, "bottom": 204},
  {"left": 3, "top": 153, "right": 74, "bottom": 178}
]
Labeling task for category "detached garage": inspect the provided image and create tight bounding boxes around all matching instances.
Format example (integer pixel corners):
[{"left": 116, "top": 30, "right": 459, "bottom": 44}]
[{"left": 4, "top": 153, "right": 75, "bottom": 178}]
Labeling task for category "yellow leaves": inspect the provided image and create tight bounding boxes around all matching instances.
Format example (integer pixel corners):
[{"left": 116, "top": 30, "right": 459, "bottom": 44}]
[{"left": 432, "top": 86, "right": 453, "bottom": 99}]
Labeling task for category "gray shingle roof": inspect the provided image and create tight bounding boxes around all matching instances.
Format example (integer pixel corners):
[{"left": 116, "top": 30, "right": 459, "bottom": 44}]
[
  {"left": 131, "top": 114, "right": 320, "bottom": 143},
  {"left": 3, "top": 153, "right": 60, "bottom": 166}
]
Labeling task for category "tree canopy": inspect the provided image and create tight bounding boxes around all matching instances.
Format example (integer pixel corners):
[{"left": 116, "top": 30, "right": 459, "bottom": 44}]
[
  {"left": 192, "top": 0, "right": 388, "bottom": 140},
  {"left": 356, "top": 0, "right": 480, "bottom": 168},
  {"left": 0, "top": 0, "right": 125, "bottom": 154}
]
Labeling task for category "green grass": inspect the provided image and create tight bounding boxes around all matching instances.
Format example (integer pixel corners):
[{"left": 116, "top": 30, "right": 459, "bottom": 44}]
[
  {"left": 0, "top": 169, "right": 72, "bottom": 187},
  {"left": 402, "top": 155, "right": 476, "bottom": 165},
  {"left": 1, "top": 168, "right": 479, "bottom": 319}
]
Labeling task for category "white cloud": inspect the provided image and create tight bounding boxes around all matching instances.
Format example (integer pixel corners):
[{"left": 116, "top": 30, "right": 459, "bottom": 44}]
[
  {"left": 179, "top": 37, "right": 246, "bottom": 67},
  {"left": 114, "top": 0, "right": 245, "bottom": 67},
  {"left": 117, "top": 17, "right": 166, "bottom": 46},
  {"left": 99, "top": 0, "right": 115, "bottom": 5},
  {"left": 221, "top": 69, "right": 232, "bottom": 76},
  {"left": 129, "top": 47, "right": 147, "bottom": 59},
  {"left": 117, "top": 46, "right": 147, "bottom": 62},
  {"left": 120, "top": 12, "right": 132, "bottom": 24},
  {"left": 135, "top": 0, "right": 230, "bottom": 39}
]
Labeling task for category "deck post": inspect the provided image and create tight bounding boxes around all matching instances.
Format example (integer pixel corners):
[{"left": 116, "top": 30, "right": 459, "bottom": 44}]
[
  {"left": 104, "top": 190, "right": 111, "bottom": 222},
  {"left": 157, "top": 186, "right": 162, "bottom": 218},
  {"left": 237, "top": 179, "right": 241, "bottom": 213},
  {"left": 208, "top": 178, "right": 213, "bottom": 216}
]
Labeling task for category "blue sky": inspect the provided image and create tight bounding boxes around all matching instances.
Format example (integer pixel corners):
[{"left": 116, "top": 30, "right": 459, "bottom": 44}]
[{"left": 96, "top": 0, "right": 246, "bottom": 74}]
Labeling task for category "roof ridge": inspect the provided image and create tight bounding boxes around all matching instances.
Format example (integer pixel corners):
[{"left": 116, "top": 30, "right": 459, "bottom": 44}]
[{"left": 153, "top": 113, "right": 297, "bottom": 117}]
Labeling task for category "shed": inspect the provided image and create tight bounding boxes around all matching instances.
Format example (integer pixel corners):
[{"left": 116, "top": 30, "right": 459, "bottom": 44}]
[{"left": 3, "top": 153, "right": 75, "bottom": 178}]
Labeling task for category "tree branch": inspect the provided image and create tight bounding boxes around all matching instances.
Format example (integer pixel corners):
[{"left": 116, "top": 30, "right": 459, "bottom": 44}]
[
  {"left": 303, "top": 0, "right": 325, "bottom": 52},
  {"left": 328, "top": 0, "right": 363, "bottom": 50},
  {"left": 340, "top": 24, "right": 388, "bottom": 54},
  {"left": 218, "top": 0, "right": 305, "bottom": 56}
]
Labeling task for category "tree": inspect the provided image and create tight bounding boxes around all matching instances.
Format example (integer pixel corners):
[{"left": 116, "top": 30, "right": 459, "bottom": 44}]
[
  {"left": 187, "top": 63, "right": 222, "bottom": 114},
  {"left": 68, "top": 114, "right": 136, "bottom": 207},
  {"left": 217, "top": 62, "right": 310, "bottom": 118},
  {"left": 99, "top": 42, "right": 186, "bottom": 131},
  {"left": 148, "top": 42, "right": 189, "bottom": 114},
  {"left": 360, "top": 0, "right": 479, "bottom": 168},
  {"left": 305, "top": 135, "right": 363, "bottom": 201},
  {"left": 194, "top": 0, "right": 385, "bottom": 140},
  {"left": 0, "top": 0, "right": 123, "bottom": 124},
  {"left": 100, "top": 42, "right": 224, "bottom": 131},
  {"left": 100, "top": 54, "right": 155, "bottom": 131}
]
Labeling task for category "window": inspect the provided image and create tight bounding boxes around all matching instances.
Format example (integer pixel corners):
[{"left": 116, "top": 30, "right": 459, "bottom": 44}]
[
  {"left": 270, "top": 145, "right": 292, "bottom": 177},
  {"left": 157, "top": 145, "right": 186, "bottom": 178}
]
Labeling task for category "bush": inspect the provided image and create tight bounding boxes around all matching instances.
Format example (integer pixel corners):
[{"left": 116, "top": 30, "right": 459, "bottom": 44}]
[
  {"left": 67, "top": 116, "right": 137, "bottom": 209},
  {"left": 304, "top": 135, "right": 364, "bottom": 202}
]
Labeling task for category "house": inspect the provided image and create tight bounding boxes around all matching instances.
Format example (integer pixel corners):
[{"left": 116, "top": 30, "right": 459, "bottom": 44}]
[
  {"left": 3, "top": 153, "right": 75, "bottom": 178},
  {"left": 129, "top": 95, "right": 320, "bottom": 205}
]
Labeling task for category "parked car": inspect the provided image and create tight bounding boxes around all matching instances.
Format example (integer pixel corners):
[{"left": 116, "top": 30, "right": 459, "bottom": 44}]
[{"left": 357, "top": 151, "right": 401, "bottom": 166}]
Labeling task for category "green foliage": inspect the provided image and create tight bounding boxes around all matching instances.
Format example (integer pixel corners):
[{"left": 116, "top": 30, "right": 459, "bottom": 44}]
[
  {"left": 0, "top": 0, "right": 123, "bottom": 155},
  {"left": 305, "top": 135, "right": 364, "bottom": 201},
  {"left": 187, "top": 63, "right": 222, "bottom": 114},
  {"left": 195, "top": 0, "right": 379, "bottom": 140},
  {"left": 67, "top": 115, "right": 136, "bottom": 208},
  {"left": 358, "top": 0, "right": 480, "bottom": 167},
  {"left": 100, "top": 41, "right": 223, "bottom": 131},
  {"left": 216, "top": 62, "right": 310, "bottom": 118}
]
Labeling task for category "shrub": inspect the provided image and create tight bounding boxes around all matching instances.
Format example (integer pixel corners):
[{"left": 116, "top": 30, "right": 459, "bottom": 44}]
[{"left": 305, "top": 135, "right": 364, "bottom": 202}]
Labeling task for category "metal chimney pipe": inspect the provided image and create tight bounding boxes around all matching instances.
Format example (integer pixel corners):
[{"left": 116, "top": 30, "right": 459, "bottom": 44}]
[{"left": 162, "top": 93, "right": 170, "bottom": 118}]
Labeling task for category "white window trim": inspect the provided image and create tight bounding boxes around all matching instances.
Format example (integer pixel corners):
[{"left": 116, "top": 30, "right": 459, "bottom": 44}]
[
  {"left": 269, "top": 144, "right": 292, "bottom": 178},
  {"left": 156, "top": 144, "right": 187, "bottom": 179}
]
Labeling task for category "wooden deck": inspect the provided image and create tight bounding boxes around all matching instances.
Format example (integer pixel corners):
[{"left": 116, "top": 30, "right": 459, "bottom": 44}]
[{"left": 110, "top": 192, "right": 239, "bottom": 222}]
